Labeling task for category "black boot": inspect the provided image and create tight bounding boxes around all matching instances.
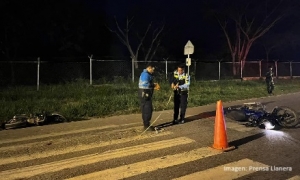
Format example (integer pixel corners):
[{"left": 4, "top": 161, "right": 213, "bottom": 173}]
[
  {"left": 179, "top": 118, "right": 185, "bottom": 124},
  {"left": 143, "top": 125, "right": 155, "bottom": 131},
  {"left": 172, "top": 119, "right": 178, "bottom": 125}
]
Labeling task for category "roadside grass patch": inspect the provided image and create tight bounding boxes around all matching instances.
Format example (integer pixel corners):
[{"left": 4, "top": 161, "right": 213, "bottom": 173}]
[{"left": 0, "top": 78, "right": 299, "bottom": 123}]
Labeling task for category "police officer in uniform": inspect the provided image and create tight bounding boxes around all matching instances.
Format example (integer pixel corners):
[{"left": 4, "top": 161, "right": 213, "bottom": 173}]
[
  {"left": 138, "top": 64, "right": 158, "bottom": 131},
  {"left": 265, "top": 66, "right": 275, "bottom": 95},
  {"left": 171, "top": 64, "right": 190, "bottom": 124}
]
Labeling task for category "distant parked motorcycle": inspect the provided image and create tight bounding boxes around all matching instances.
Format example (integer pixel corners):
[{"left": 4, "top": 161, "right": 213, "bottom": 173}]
[
  {"left": 225, "top": 102, "right": 299, "bottom": 130},
  {"left": 1, "top": 112, "right": 67, "bottom": 130}
]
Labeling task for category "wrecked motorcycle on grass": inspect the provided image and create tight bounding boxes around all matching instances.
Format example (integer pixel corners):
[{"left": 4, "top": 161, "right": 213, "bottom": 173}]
[
  {"left": 225, "top": 102, "right": 299, "bottom": 130},
  {"left": 1, "top": 112, "right": 67, "bottom": 130}
]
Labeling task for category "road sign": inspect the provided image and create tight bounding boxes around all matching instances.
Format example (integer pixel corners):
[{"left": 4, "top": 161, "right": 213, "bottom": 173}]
[
  {"left": 186, "top": 58, "right": 191, "bottom": 66},
  {"left": 184, "top": 40, "right": 194, "bottom": 55}
]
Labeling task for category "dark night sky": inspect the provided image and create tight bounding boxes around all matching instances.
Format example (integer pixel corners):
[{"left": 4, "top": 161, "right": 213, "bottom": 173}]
[
  {"left": 1, "top": 0, "right": 300, "bottom": 61},
  {"left": 103, "top": 0, "right": 222, "bottom": 58},
  {"left": 88, "top": 0, "right": 300, "bottom": 61}
]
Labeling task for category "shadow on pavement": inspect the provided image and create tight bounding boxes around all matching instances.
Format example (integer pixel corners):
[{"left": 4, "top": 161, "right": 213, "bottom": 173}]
[
  {"left": 185, "top": 111, "right": 216, "bottom": 122},
  {"left": 228, "top": 132, "right": 265, "bottom": 149},
  {"left": 154, "top": 101, "right": 280, "bottom": 130},
  {"left": 155, "top": 111, "right": 216, "bottom": 129}
]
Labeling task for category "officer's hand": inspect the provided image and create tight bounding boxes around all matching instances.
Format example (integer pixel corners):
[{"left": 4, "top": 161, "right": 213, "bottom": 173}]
[
  {"left": 154, "top": 83, "right": 160, "bottom": 90},
  {"left": 172, "top": 84, "right": 178, "bottom": 90}
]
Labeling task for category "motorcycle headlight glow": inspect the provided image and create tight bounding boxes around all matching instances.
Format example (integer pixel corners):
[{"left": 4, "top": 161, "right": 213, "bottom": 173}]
[{"left": 263, "top": 121, "right": 275, "bottom": 130}]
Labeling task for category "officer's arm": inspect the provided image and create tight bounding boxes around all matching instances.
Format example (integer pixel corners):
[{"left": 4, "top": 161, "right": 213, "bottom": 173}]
[
  {"left": 179, "top": 76, "right": 190, "bottom": 89},
  {"left": 148, "top": 75, "right": 155, "bottom": 89}
]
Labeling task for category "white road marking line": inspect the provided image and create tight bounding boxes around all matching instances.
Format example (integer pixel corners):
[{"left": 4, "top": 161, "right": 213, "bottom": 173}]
[
  {"left": 66, "top": 147, "right": 222, "bottom": 180},
  {"left": 287, "top": 175, "right": 300, "bottom": 180},
  {"left": 0, "top": 130, "right": 173, "bottom": 165},
  {"left": 173, "top": 158, "right": 269, "bottom": 180},
  {"left": 0, "top": 137, "right": 195, "bottom": 179},
  {"left": 0, "top": 123, "right": 139, "bottom": 145}
]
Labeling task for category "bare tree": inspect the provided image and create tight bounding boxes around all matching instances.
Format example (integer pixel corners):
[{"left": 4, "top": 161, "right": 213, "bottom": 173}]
[
  {"left": 106, "top": 16, "right": 165, "bottom": 68},
  {"left": 208, "top": 0, "right": 294, "bottom": 77},
  {"left": 259, "top": 31, "right": 300, "bottom": 62}
]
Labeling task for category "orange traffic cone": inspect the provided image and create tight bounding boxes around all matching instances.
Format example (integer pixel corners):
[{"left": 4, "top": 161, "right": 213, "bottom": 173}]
[{"left": 212, "top": 100, "right": 235, "bottom": 151}]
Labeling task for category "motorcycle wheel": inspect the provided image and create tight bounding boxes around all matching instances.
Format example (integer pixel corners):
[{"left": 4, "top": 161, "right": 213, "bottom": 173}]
[
  {"left": 275, "top": 106, "right": 299, "bottom": 128},
  {"left": 51, "top": 114, "right": 67, "bottom": 123},
  {"left": 225, "top": 109, "right": 247, "bottom": 121}
]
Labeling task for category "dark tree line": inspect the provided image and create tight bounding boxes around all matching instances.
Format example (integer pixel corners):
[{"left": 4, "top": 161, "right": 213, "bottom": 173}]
[
  {"left": 1, "top": 0, "right": 300, "bottom": 71},
  {"left": 0, "top": 0, "right": 111, "bottom": 61}
]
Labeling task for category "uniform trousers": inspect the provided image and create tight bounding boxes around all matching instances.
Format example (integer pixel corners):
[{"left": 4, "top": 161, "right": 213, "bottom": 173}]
[
  {"left": 173, "top": 91, "right": 188, "bottom": 121},
  {"left": 138, "top": 89, "right": 153, "bottom": 128}
]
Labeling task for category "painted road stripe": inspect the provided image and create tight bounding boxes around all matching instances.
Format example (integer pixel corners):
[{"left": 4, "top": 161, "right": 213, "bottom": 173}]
[
  {"left": 66, "top": 147, "right": 222, "bottom": 180},
  {"left": 0, "top": 130, "right": 173, "bottom": 165},
  {"left": 0, "top": 125, "right": 143, "bottom": 151},
  {"left": 0, "top": 137, "right": 195, "bottom": 179},
  {"left": 226, "top": 122, "right": 256, "bottom": 132},
  {"left": 287, "top": 176, "right": 300, "bottom": 180},
  {"left": 173, "top": 158, "right": 268, "bottom": 180},
  {"left": 0, "top": 122, "right": 139, "bottom": 145}
]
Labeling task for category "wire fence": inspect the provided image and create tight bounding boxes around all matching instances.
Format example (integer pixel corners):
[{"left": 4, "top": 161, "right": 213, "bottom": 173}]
[{"left": 1, "top": 57, "right": 300, "bottom": 89}]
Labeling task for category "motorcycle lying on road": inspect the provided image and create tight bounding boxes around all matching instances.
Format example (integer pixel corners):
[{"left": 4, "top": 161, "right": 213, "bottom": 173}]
[
  {"left": 1, "top": 112, "right": 67, "bottom": 130},
  {"left": 225, "top": 102, "right": 299, "bottom": 130}
]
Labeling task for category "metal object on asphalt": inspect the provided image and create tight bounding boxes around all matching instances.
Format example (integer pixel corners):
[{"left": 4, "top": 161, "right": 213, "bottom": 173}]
[
  {"left": 2, "top": 112, "right": 67, "bottom": 130},
  {"left": 225, "top": 102, "right": 299, "bottom": 130}
]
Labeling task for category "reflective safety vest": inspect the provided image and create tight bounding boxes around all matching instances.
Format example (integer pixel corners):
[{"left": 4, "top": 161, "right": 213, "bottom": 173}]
[{"left": 173, "top": 70, "right": 189, "bottom": 91}]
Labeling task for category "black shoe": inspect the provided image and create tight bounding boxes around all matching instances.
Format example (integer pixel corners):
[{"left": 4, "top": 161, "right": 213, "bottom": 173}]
[
  {"left": 172, "top": 119, "right": 178, "bottom": 124},
  {"left": 149, "top": 126, "right": 156, "bottom": 131},
  {"left": 144, "top": 126, "right": 155, "bottom": 131},
  {"left": 179, "top": 119, "right": 185, "bottom": 124}
]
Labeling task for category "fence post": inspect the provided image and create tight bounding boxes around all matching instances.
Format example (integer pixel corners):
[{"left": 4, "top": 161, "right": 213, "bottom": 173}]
[
  {"left": 37, "top": 57, "right": 40, "bottom": 91},
  {"left": 218, "top": 59, "right": 221, "bottom": 80},
  {"left": 290, "top": 61, "right": 293, "bottom": 78},
  {"left": 132, "top": 57, "right": 134, "bottom": 82},
  {"left": 274, "top": 60, "right": 278, "bottom": 79},
  {"left": 194, "top": 60, "right": 197, "bottom": 81},
  {"left": 240, "top": 61, "right": 243, "bottom": 79},
  {"left": 259, "top": 60, "right": 262, "bottom": 78},
  {"left": 89, "top": 54, "right": 93, "bottom": 85},
  {"left": 163, "top": 57, "right": 169, "bottom": 80}
]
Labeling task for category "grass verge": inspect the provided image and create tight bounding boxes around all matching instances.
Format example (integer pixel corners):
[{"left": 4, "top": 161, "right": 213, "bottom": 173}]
[{"left": 0, "top": 78, "right": 299, "bottom": 123}]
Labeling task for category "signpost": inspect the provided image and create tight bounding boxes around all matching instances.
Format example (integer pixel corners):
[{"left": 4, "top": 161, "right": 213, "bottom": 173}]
[{"left": 184, "top": 40, "right": 194, "bottom": 76}]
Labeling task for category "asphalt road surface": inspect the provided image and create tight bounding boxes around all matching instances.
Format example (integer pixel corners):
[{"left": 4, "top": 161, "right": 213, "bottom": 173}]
[{"left": 1, "top": 92, "right": 300, "bottom": 180}]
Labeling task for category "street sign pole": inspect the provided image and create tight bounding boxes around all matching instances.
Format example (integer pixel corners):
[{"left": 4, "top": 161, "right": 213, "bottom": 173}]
[
  {"left": 184, "top": 40, "right": 194, "bottom": 76},
  {"left": 187, "top": 54, "right": 190, "bottom": 76}
]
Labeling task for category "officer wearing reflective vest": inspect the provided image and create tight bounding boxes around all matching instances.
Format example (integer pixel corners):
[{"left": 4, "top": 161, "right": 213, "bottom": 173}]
[
  {"left": 171, "top": 64, "right": 190, "bottom": 124},
  {"left": 265, "top": 66, "right": 275, "bottom": 95},
  {"left": 138, "top": 64, "right": 160, "bottom": 131}
]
